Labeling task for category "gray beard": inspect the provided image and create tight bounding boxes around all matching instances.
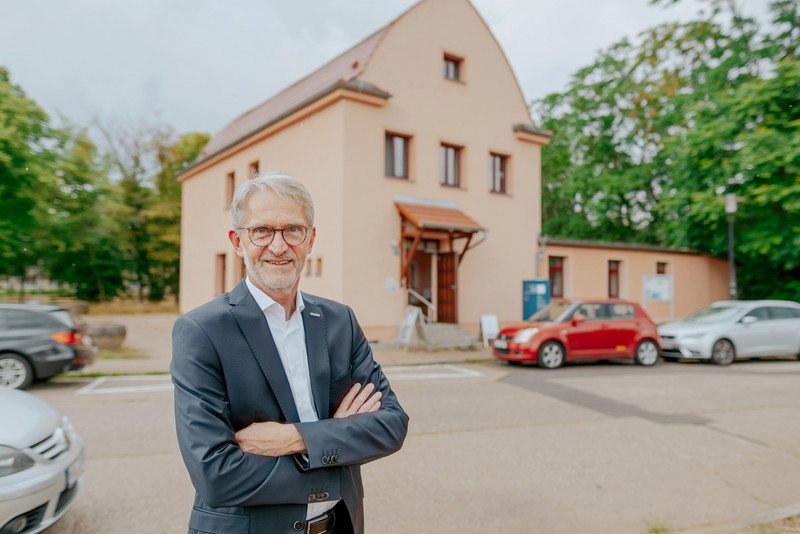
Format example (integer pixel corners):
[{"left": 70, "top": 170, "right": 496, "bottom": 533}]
[{"left": 242, "top": 251, "right": 302, "bottom": 293}]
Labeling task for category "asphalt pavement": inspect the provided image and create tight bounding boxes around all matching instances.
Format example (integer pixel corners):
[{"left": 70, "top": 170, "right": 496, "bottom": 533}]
[{"left": 38, "top": 313, "right": 800, "bottom": 533}]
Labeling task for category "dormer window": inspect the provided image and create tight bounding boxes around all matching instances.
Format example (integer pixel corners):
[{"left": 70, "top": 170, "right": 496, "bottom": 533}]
[{"left": 443, "top": 54, "right": 462, "bottom": 81}]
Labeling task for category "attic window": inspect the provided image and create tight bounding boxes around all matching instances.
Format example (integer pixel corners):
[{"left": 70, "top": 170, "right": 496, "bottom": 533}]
[{"left": 443, "top": 54, "right": 462, "bottom": 81}]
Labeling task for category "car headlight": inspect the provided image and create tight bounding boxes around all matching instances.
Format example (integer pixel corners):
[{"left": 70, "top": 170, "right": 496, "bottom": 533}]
[
  {"left": 0, "top": 446, "right": 34, "bottom": 477},
  {"left": 681, "top": 333, "right": 707, "bottom": 340},
  {"left": 514, "top": 328, "right": 539, "bottom": 343}
]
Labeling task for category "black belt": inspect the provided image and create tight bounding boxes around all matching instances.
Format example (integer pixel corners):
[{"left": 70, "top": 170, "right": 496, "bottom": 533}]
[{"left": 294, "top": 510, "right": 336, "bottom": 534}]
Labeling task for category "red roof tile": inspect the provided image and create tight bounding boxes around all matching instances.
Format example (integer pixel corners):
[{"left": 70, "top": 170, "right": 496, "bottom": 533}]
[{"left": 198, "top": 26, "right": 391, "bottom": 163}]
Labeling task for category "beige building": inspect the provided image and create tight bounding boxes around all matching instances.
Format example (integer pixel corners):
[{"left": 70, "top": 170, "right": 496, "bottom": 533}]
[
  {"left": 538, "top": 238, "right": 729, "bottom": 324},
  {"left": 178, "top": 0, "right": 728, "bottom": 340}
]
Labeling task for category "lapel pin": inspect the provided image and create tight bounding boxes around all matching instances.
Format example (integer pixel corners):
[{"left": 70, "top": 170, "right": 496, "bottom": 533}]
[{"left": 310, "top": 312, "right": 321, "bottom": 318}]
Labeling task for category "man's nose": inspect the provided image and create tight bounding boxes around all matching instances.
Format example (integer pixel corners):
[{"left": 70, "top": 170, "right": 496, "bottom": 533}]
[{"left": 267, "top": 231, "right": 290, "bottom": 254}]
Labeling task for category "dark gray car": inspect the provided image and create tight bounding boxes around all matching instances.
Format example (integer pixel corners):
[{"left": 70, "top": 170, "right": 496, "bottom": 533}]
[{"left": 0, "top": 303, "right": 96, "bottom": 389}]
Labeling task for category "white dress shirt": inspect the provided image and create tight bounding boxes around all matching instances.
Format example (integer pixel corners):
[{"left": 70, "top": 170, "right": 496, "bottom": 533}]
[{"left": 245, "top": 278, "right": 337, "bottom": 519}]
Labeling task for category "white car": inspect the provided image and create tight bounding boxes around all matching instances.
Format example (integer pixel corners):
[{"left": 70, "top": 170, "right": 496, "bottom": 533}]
[
  {"left": 658, "top": 300, "right": 800, "bottom": 365},
  {"left": 0, "top": 387, "right": 85, "bottom": 533}
]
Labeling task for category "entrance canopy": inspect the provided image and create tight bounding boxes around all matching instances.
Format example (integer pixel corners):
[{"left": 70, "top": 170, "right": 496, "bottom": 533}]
[{"left": 394, "top": 198, "right": 486, "bottom": 285}]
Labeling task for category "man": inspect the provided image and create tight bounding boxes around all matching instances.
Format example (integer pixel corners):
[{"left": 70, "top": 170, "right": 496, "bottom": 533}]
[{"left": 171, "top": 171, "right": 409, "bottom": 534}]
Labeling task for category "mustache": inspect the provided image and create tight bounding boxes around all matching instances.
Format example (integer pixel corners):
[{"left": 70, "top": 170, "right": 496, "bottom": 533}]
[{"left": 258, "top": 252, "right": 297, "bottom": 261}]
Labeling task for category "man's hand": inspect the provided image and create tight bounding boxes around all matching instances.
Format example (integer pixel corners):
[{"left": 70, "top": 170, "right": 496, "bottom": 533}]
[
  {"left": 334, "top": 382, "right": 382, "bottom": 418},
  {"left": 235, "top": 421, "right": 307, "bottom": 456}
]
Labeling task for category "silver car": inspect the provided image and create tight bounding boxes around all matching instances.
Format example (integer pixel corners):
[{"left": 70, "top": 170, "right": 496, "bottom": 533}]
[
  {"left": 658, "top": 300, "right": 800, "bottom": 365},
  {"left": 0, "top": 387, "right": 85, "bottom": 533}
]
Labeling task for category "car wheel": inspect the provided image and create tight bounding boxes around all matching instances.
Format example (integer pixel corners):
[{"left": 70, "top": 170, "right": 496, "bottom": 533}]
[
  {"left": 634, "top": 339, "right": 659, "bottom": 366},
  {"left": 0, "top": 353, "right": 34, "bottom": 389},
  {"left": 711, "top": 339, "right": 736, "bottom": 366},
  {"left": 537, "top": 341, "right": 565, "bottom": 369}
]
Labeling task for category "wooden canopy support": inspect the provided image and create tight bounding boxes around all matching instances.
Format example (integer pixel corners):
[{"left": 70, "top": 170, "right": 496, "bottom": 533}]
[{"left": 395, "top": 201, "right": 486, "bottom": 287}]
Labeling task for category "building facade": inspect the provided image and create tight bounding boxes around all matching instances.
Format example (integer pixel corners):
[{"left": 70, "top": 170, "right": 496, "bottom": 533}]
[{"left": 178, "top": 0, "right": 550, "bottom": 340}]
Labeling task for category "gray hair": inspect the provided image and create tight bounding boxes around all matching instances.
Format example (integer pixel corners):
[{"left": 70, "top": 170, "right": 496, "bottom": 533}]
[{"left": 231, "top": 170, "right": 315, "bottom": 228}]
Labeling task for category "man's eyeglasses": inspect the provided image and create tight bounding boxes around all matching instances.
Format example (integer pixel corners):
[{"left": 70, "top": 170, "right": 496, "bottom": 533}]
[{"left": 236, "top": 225, "right": 311, "bottom": 247}]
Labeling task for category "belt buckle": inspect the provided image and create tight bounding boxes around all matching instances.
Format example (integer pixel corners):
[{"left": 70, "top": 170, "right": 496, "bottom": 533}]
[{"left": 306, "top": 511, "right": 335, "bottom": 534}]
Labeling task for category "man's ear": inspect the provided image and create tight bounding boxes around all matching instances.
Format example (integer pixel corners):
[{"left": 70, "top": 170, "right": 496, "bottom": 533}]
[
  {"left": 229, "top": 229, "right": 244, "bottom": 257},
  {"left": 306, "top": 227, "right": 316, "bottom": 255}
]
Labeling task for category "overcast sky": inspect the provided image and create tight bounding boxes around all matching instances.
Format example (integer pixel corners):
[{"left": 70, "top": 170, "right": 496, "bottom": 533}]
[{"left": 1, "top": 0, "right": 771, "bottom": 137}]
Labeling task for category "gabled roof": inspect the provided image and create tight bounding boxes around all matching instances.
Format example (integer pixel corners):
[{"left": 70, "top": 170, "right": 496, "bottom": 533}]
[{"left": 195, "top": 24, "right": 393, "bottom": 165}]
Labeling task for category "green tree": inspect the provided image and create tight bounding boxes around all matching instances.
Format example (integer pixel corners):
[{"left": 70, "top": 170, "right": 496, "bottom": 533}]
[
  {"left": 0, "top": 67, "right": 58, "bottom": 291},
  {"left": 533, "top": 0, "right": 799, "bottom": 300},
  {"left": 145, "top": 131, "right": 209, "bottom": 301},
  {"left": 46, "top": 126, "right": 127, "bottom": 301}
]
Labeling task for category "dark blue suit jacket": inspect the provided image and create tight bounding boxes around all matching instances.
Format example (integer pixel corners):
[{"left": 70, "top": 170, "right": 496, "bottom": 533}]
[{"left": 171, "top": 279, "right": 408, "bottom": 533}]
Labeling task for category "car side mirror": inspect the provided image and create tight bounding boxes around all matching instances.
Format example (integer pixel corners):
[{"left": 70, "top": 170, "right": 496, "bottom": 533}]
[
  {"left": 741, "top": 316, "right": 758, "bottom": 325},
  {"left": 572, "top": 313, "right": 586, "bottom": 326}
]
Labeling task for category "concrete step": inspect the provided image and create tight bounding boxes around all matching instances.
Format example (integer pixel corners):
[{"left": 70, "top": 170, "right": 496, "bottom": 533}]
[{"left": 418, "top": 322, "right": 477, "bottom": 350}]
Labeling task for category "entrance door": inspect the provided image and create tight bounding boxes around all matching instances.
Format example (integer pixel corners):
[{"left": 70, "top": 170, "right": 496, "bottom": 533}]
[{"left": 437, "top": 252, "right": 457, "bottom": 323}]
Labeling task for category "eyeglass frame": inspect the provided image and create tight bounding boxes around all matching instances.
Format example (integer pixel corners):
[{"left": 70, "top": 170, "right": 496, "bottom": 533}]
[{"left": 235, "top": 225, "right": 312, "bottom": 247}]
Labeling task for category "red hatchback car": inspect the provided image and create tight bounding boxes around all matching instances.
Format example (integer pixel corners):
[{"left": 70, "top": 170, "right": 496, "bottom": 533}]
[{"left": 493, "top": 299, "right": 660, "bottom": 368}]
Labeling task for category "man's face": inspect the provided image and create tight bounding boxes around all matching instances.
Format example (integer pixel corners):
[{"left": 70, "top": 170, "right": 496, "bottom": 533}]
[{"left": 229, "top": 189, "right": 315, "bottom": 296}]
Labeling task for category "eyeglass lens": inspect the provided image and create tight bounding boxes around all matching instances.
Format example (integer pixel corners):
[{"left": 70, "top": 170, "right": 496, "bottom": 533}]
[{"left": 249, "top": 226, "right": 307, "bottom": 246}]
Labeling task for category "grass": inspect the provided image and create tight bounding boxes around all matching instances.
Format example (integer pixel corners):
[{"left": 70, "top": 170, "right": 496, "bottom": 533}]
[
  {"left": 96, "top": 347, "right": 148, "bottom": 360},
  {"left": 0, "top": 293, "right": 180, "bottom": 315},
  {"left": 86, "top": 300, "right": 179, "bottom": 315},
  {"left": 741, "top": 515, "right": 800, "bottom": 534},
  {"left": 644, "top": 517, "right": 673, "bottom": 534}
]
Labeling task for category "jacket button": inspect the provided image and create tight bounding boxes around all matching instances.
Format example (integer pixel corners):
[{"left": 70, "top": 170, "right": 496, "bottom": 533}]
[
  {"left": 293, "top": 521, "right": 305, "bottom": 531},
  {"left": 322, "top": 492, "right": 330, "bottom": 499},
  {"left": 308, "top": 494, "right": 316, "bottom": 502},
  {"left": 321, "top": 456, "right": 329, "bottom": 465}
]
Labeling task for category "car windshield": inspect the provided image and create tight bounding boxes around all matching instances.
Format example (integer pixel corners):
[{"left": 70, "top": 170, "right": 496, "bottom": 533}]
[
  {"left": 526, "top": 301, "right": 574, "bottom": 323},
  {"left": 685, "top": 305, "right": 744, "bottom": 323}
]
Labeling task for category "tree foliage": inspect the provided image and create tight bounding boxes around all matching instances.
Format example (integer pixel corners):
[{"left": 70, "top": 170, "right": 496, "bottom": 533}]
[
  {"left": 534, "top": 0, "right": 800, "bottom": 300},
  {"left": 0, "top": 67, "right": 208, "bottom": 302}
]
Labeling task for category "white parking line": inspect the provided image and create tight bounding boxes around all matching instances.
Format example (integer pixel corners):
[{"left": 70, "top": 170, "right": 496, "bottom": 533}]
[
  {"left": 383, "top": 364, "right": 483, "bottom": 381},
  {"left": 75, "top": 364, "right": 483, "bottom": 395},
  {"left": 76, "top": 375, "right": 173, "bottom": 395}
]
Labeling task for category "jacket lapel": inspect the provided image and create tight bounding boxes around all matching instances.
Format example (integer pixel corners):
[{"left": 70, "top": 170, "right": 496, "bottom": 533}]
[
  {"left": 301, "top": 294, "right": 331, "bottom": 419},
  {"left": 228, "top": 280, "right": 300, "bottom": 423}
]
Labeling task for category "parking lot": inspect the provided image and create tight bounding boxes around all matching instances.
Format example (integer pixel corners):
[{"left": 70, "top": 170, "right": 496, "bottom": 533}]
[{"left": 24, "top": 340, "right": 800, "bottom": 533}]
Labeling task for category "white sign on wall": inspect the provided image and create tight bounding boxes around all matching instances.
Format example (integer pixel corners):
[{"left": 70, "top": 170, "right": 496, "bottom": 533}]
[
  {"left": 480, "top": 314, "right": 500, "bottom": 347},
  {"left": 642, "top": 274, "right": 674, "bottom": 321},
  {"left": 643, "top": 275, "right": 673, "bottom": 301}
]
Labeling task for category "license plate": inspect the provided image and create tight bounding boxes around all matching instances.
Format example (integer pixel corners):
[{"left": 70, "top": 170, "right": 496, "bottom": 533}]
[
  {"left": 493, "top": 339, "right": 507, "bottom": 350},
  {"left": 66, "top": 452, "right": 85, "bottom": 489}
]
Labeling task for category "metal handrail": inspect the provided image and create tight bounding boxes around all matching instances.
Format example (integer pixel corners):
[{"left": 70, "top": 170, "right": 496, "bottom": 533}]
[{"left": 405, "top": 288, "right": 436, "bottom": 323}]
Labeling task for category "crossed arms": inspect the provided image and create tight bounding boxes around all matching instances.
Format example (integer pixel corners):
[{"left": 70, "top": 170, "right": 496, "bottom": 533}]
[{"left": 235, "top": 382, "right": 383, "bottom": 456}]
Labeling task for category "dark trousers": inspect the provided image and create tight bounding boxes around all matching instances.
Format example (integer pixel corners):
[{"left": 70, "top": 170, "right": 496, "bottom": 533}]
[{"left": 329, "top": 501, "right": 354, "bottom": 534}]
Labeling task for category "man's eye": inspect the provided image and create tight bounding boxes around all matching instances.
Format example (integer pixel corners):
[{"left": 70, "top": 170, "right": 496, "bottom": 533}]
[
  {"left": 286, "top": 226, "right": 303, "bottom": 234},
  {"left": 252, "top": 227, "right": 271, "bottom": 235}
]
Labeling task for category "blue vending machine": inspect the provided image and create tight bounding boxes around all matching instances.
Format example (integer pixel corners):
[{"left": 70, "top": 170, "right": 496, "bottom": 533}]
[{"left": 522, "top": 280, "right": 550, "bottom": 320}]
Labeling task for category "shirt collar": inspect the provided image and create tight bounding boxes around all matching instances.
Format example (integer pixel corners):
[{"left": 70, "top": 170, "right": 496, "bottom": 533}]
[{"left": 245, "top": 277, "right": 305, "bottom": 318}]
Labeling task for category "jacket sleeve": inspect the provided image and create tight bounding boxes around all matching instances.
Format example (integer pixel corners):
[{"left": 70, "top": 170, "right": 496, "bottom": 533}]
[
  {"left": 295, "top": 307, "right": 409, "bottom": 470},
  {"left": 171, "top": 314, "right": 342, "bottom": 508}
]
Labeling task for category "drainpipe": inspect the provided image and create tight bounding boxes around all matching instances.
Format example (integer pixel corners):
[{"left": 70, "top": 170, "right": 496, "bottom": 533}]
[{"left": 535, "top": 234, "right": 547, "bottom": 279}]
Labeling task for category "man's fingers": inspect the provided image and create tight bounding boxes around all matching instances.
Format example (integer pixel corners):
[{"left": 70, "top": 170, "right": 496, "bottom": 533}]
[
  {"left": 334, "top": 383, "right": 362, "bottom": 417},
  {"left": 351, "top": 382, "right": 375, "bottom": 410},
  {"left": 334, "top": 383, "right": 382, "bottom": 418},
  {"left": 356, "top": 391, "right": 382, "bottom": 414}
]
